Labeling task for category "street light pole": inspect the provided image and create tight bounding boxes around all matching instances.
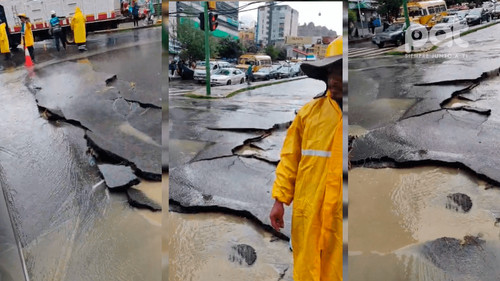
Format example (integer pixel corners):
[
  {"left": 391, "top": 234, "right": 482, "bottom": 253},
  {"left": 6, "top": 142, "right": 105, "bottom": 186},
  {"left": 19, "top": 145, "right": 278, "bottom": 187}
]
[
  {"left": 357, "top": 0, "right": 365, "bottom": 37},
  {"left": 204, "top": 1, "right": 211, "bottom": 96}
]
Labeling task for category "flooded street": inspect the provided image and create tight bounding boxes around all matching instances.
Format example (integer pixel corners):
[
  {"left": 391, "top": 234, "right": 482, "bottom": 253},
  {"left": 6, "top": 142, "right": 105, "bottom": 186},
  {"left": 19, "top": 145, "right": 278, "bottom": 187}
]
[
  {"left": 349, "top": 23, "right": 500, "bottom": 280},
  {"left": 168, "top": 212, "right": 293, "bottom": 281},
  {"left": 349, "top": 167, "right": 500, "bottom": 281},
  {"left": 0, "top": 27, "right": 161, "bottom": 280}
]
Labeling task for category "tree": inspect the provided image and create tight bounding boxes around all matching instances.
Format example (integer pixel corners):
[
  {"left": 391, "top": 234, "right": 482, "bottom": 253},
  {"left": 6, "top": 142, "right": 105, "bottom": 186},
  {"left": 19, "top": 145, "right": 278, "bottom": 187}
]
[
  {"left": 216, "top": 37, "right": 244, "bottom": 59},
  {"left": 177, "top": 20, "right": 217, "bottom": 62},
  {"left": 377, "top": 0, "right": 403, "bottom": 19},
  {"left": 265, "top": 45, "right": 280, "bottom": 61},
  {"left": 348, "top": 9, "right": 357, "bottom": 24}
]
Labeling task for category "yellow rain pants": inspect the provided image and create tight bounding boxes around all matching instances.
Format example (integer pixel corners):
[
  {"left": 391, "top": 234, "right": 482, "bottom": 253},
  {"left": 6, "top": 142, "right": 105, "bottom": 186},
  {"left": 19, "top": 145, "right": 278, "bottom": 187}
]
[{"left": 272, "top": 90, "right": 343, "bottom": 281}]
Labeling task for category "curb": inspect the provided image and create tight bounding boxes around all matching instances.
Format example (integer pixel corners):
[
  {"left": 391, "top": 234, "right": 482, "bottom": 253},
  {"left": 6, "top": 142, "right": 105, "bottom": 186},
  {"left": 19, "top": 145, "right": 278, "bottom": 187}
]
[{"left": 90, "top": 22, "right": 162, "bottom": 35}]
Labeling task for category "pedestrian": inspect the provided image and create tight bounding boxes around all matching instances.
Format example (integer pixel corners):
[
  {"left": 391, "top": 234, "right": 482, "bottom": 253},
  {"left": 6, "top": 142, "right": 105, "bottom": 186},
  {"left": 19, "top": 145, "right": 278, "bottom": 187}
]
[
  {"left": 49, "top": 11, "right": 66, "bottom": 52},
  {"left": 169, "top": 60, "right": 176, "bottom": 76},
  {"left": 0, "top": 19, "right": 11, "bottom": 61},
  {"left": 269, "top": 35, "right": 343, "bottom": 281},
  {"left": 18, "top": 14, "right": 35, "bottom": 61},
  {"left": 368, "top": 17, "right": 375, "bottom": 34},
  {"left": 246, "top": 62, "right": 254, "bottom": 85},
  {"left": 70, "top": 7, "right": 87, "bottom": 51},
  {"left": 132, "top": 1, "right": 140, "bottom": 27},
  {"left": 177, "top": 60, "right": 183, "bottom": 77}
]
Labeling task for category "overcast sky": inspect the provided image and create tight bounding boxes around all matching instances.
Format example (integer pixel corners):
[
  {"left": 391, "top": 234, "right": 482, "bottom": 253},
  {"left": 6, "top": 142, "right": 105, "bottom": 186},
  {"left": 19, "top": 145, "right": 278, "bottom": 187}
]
[{"left": 239, "top": 1, "right": 343, "bottom": 34}]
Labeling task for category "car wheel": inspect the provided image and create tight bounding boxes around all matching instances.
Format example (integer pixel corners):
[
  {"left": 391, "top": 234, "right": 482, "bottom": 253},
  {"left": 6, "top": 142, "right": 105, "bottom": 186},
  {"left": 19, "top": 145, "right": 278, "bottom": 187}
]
[
  {"left": 227, "top": 80, "right": 231, "bottom": 85},
  {"left": 377, "top": 42, "right": 385, "bottom": 48},
  {"left": 240, "top": 78, "right": 244, "bottom": 84}
]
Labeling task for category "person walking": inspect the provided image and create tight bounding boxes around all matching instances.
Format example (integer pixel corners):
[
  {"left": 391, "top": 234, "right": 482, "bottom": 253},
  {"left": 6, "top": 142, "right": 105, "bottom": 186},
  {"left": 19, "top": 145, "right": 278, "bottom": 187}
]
[
  {"left": 269, "top": 36, "right": 343, "bottom": 281},
  {"left": 169, "top": 60, "right": 176, "bottom": 76},
  {"left": 49, "top": 11, "right": 66, "bottom": 52},
  {"left": 70, "top": 7, "right": 87, "bottom": 51},
  {"left": 246, "top": 62, "right": 254, "bottom": 85},
  {"left": 0, "top": 19, "right": 11, "bottom": 60},
  {"left": 18, "top": 14, "right": 35, "bottom": 61},
  {"left": 132, "top": 1, "right": 140, "bottom": 27}
]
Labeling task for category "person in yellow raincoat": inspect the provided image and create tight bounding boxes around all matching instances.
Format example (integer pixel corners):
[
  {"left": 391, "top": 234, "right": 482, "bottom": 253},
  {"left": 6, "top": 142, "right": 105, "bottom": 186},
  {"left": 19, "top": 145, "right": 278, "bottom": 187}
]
[
  {"left": 269, "top": 36, "right": 343, "bottom": 281},
  {"left": 70, "top": 7, "right": 87, "bottom": 51},
  {"left": 0, "top": 19, "right": 11, "bottom": 60},
  {"left": 18, "top": 14, "right": 35, "bottom": 61}
]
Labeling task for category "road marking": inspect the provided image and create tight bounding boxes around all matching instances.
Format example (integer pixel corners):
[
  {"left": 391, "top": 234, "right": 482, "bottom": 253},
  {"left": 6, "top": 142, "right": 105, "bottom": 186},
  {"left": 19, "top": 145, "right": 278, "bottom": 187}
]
[{"left": 349, "top": 47, "right": 394, "bottom": 58}]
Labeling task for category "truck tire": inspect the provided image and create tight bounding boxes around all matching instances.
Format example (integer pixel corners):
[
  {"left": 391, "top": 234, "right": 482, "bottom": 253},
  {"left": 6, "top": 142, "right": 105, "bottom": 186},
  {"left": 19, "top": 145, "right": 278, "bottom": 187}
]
[{"left": 66, "top": 29, "right": 74, "bottom": 44}]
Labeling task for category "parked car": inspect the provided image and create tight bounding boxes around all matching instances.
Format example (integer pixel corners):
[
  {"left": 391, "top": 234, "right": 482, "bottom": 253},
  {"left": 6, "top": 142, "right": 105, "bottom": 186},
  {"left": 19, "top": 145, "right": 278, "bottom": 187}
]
[
  {"left": 253, "top": 67, "right": 279, "bottom": 81},
  {"left": 491, "top": 6, "right": 500, "bottom": 19},
  {"left": 434, "top": 15, "right": 467, "bottom": 34},
  {"left": 276, "top": 66, "right": 293, "bottom": 79},
  {"left": 193, "top": 61, "right": 232, "bottom": 83},
  {"left": 210, "top": 68, "right": 246, "bottom": 86},
  {"left": 466, "top": 8, "right": 490, "bottom": 26},
  {"left": 290, "top": 63, "right": 303, "bottom": 77},
  {"left": 372, "top": 22, "right": 405, "bottom": 48},
  {"left": 456, "top": 10, "right": 470, "bottom": 20}
]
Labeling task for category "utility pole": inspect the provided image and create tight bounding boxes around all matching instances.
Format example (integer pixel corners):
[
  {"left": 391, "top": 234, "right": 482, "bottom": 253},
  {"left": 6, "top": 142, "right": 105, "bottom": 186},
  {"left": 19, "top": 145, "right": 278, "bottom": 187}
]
[
  {"left": 203, "top": 1, "right": 211, "bottom": 96},
  {"left": 403, "top": 0, "right": 413, "bottom": 51}
]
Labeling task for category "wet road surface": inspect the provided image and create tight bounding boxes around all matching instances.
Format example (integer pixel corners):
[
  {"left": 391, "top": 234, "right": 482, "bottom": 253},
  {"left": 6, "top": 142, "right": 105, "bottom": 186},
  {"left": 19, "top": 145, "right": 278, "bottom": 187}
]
[
  {"left": 0, "top": 27, "right": 161, "bottom": 280},
  {"left": 349, "top": 22, "right": 500, "bottom": 280}
]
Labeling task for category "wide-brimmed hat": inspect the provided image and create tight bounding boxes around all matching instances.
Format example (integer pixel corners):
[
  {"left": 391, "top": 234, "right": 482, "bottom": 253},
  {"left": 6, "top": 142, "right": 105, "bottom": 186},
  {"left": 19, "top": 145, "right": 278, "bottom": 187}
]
[
  {"left": 17, "top": 13, "right": 28, "bottom": 19},
  {"left": 300, "top": 36, "right": 343, "bottom": 82}
]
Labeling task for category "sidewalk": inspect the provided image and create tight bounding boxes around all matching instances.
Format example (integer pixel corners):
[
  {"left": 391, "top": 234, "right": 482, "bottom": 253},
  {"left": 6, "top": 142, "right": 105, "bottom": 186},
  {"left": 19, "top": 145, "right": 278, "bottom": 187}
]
[
  {"left": 177, "top": 76, "right": 308, "bottom": 98},
  {"left": 349, "top": 26, "right": 384, "bottom": 44}
]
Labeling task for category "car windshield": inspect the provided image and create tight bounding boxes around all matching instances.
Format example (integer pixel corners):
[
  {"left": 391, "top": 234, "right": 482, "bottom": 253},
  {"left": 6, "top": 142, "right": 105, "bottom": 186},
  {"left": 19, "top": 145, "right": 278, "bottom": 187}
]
[
  {"left": 214, "top": 69, "right": 231, "bottom": 75},
  {"left": 440, "top": 17, "right": 452, "bottom": 23},
  {"left": 257, "top": 68, "right": 270, "bottom": 73},
  {"left": 386, "top": 23, "right": 403, "bottom": 32},
  {"left": 470, "top": 9, "right": 481, "bottom": 15}
]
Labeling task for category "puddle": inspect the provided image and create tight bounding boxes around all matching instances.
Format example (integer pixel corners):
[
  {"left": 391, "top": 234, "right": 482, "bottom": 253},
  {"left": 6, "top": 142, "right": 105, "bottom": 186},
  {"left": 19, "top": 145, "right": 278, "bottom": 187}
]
[
  {"left": 167, "top": 212, "right": 293, "bottom": 281},
  {"left": 442, "top": 97, "right": 473, "bottom": 109},
  {"left": 351, "top": 98, "right": 417, "bottom": 129},
  {"left": 348, "top": 125, "right": 369, "bottom": 138},
  {"left": 134, "top": 180, "right": 162, "bottom": 226},
  {"left": 349, "top": 166, "right": 500, "bottom": 280}
]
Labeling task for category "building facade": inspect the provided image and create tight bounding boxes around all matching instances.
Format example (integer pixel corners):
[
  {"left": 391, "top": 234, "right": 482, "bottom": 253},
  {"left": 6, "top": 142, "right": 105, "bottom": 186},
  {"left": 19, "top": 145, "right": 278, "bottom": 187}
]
[{"left": 256, "top": 3, "right": 298, "bottom": 47}]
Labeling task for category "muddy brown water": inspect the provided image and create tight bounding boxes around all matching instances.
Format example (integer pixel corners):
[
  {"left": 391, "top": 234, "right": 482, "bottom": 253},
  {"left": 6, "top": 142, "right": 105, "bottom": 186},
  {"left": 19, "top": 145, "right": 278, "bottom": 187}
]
[
  {"left": 349, "top": 166, "right": 500, "bottom": 280},
  {"left": 167, "top": 211, "right": 293, "bottom": 281}
]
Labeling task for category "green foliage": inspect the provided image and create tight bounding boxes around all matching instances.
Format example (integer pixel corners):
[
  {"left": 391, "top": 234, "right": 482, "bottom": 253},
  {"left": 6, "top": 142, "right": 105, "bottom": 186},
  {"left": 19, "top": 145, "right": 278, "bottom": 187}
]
[
  {"left": 177, "top": 20, "right": 217, "bottom": 61},
  {"left": 348, "top": 10, "right": 357, "bottom": 23},
  {"left": 265, "top": 45, "right": 280, "bottom": 61},
  {"left": 216, "top": 37, "right": 244, "bottom": 59},
  {"left": 377, "top": 0, "right": 403, "bottom": 18}
]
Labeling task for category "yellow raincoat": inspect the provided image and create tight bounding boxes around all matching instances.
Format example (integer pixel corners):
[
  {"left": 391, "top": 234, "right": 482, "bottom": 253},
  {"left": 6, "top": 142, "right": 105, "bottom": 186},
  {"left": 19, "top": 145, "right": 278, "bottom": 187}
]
[
  {"left": 0, "top": 23, "right": 10, "bottom": 54},
  {"left": 272, "top": 90, "right": 343, "bottom": 281},
  {"left": 70, "top": 7, "right": 86, "bottom": 44},
  {"left": 21, "top": 22, "right": 34, "bottom": 47}
]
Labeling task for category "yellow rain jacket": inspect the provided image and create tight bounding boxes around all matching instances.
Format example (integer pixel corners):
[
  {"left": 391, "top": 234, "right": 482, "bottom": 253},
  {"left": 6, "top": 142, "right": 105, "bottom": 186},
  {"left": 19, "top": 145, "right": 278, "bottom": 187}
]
[
  {"left": 272, "top": 91, "right": 343, "bottom": 281},
  {"left": 71, "top": 7, "right": 86, "bottom": 44},
  {"left": 0, "top": 23, "right": 10, "bottom": 54},
  {"left": 21, "top": 22, "right": 34, "bottom": 47}
]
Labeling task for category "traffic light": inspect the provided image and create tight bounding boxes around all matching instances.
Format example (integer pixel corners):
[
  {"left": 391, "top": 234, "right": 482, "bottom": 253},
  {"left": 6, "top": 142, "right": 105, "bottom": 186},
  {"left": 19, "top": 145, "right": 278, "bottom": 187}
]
[
  {"left": 198, "top": 12, "right": 205, "bottom": 31},
  {"left": 209, "top": 12, "right": 218, "bottom": 31},
  {"left": 208, "top": 1, "right": 216, "bottom": 10}
]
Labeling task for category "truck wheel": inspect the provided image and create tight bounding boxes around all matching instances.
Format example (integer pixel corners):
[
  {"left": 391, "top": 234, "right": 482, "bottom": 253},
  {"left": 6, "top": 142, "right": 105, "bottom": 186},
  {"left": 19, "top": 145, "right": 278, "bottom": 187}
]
[{"left": 66, "top": 30, "right": 75, "bottom": 44}]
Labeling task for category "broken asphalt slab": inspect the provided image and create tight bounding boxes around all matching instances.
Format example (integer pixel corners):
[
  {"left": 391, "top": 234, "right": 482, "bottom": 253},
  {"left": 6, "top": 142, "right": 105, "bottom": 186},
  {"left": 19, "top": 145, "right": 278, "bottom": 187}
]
[
  {"left": 97, "top": 164, "right": 139, "bottom": 190},
  {"left": 31, "top": 61, "right": 161, "bottom": 180},
  {"left": 170, "top": 155, "right": 292, "bottom": 239}
]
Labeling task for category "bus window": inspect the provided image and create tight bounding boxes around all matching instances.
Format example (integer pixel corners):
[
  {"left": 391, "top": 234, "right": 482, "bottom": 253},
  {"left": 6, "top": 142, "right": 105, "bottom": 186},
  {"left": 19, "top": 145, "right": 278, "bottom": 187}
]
[{"left": 428, "top": 7, "right": 435, "bottom": 14}]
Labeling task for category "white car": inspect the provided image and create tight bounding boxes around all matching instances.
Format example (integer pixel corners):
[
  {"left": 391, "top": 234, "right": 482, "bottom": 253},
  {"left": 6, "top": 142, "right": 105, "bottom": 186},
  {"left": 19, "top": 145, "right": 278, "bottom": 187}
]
[
  {"left": 434, "top": 15, "right": 467, "bottom": 34},
  {"left": 193, "top": 61, "right": 232, "bottom": 83},
  {"left": 210, "top": 68, "right": 246, "bottom": 86}
]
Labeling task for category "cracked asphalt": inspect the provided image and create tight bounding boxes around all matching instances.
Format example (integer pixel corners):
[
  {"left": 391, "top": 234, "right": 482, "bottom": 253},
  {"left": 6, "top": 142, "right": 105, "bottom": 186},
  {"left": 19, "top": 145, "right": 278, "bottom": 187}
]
[
  {"left": 169, "top": 78, "right": 328, "bottom": 280},
  {"left": 349, "top": 23, "right": 500, "bottom": 280},
  {"left": 0, "top": 27, "right": 161, "bottom": 281}
]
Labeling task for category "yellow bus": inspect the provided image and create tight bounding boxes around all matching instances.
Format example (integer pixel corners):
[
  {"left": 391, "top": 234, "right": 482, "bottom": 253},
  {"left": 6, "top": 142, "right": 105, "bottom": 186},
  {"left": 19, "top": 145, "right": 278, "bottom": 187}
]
[
  {"left": 236, "top": 54, "right": 272, "bottom": 73},
  {"left": 399, "top": 0, "right": 448, "bottom": 27}
]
